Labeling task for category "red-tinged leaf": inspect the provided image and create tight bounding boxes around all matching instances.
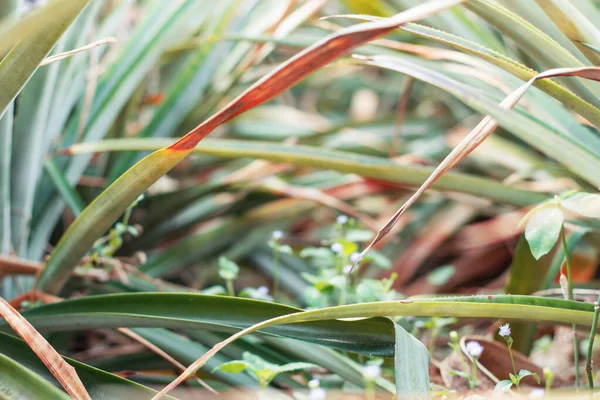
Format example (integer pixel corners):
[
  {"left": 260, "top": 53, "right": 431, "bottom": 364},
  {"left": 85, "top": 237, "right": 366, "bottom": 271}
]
[
  {"left": 168, "top": 0, "right": 466, "bottom": 151},
  {"left": 0, "top": 296, "right": 91, "bottom": 399},
  {"left": 36, "top": 0, "right": 465, "bottom": 294}
]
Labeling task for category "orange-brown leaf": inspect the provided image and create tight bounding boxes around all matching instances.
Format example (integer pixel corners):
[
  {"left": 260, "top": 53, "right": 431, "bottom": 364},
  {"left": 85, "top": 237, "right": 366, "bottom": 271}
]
[{"left": 0, "top": 296, "right": 91, "bottom": 399}]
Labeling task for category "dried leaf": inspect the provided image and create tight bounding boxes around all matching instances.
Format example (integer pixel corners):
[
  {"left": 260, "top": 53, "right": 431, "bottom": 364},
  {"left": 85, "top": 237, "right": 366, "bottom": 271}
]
[{"left": 0, "top": 296, "right": 91, "bottom": 399}]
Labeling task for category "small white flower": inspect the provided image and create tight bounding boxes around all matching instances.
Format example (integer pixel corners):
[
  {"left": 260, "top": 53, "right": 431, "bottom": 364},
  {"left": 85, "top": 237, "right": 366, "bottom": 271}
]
[
  {"left": 336, "top": 215, "right": 348, "bottom": 225},
  {"left": 308, "top": 379, "right": 320, "bottom": 389},
  {"left": 499, "top": 323, "right": 511, "bottom": 337},
  {"left": 343, "top": 265, "right": 352, "bottom": 274},
  {"left": 528, "top": 388, "right": 545, "bottom": 398},
  {"left": 465, "top": 341, "right": 484, "bottom": 358},
  {"left": 257, "top": 286, "right": 269, "bottom": 296},
  {"left": 308, "top": 387, "right": 326, "bottom": 400},
  {"left": 272, "top": 230, "right": 283, "bottom": 240},
  {"left": 361, "top": 364, "right": 381, "bottom": 379},
  {"left": 350, "top": 252, "right": 361, "bottom": 263},
  {"left": 331, "top": 243, "right": 343, "bottom": 253}
]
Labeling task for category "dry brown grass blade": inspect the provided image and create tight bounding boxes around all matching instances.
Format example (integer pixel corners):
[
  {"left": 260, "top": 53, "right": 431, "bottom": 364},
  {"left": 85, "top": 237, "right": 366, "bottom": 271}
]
[
  {"left": 352, "top": 65, "right": 600, "bottom": 270},
  {"left": 40, "top": 37, "right": 118, "bottom": 66},
  {"left": 0, "top": 295, "right": 91, "bottom": 399}
]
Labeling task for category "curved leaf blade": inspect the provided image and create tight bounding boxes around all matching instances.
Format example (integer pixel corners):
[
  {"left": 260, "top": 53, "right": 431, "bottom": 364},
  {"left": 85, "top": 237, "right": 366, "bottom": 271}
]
[
  {"left": 394, "top": 322, "right": 429, "bottom": 398},
  {"left": 62, "top": 137, "right": 548, "bottom": 208},
  {"left": 0, "top": 332, "right": 166, "bottom": 400},
  {"left": 0, "top": 0, "right": 89, "bottom": 117},
  {"left": 35, "top": 0, "right": 465, "bottom": 294},
  {"left": 153, "top": 294, "right": 595, "bottom": 398},
  {"left": 0, "top": 353, "right": 71, "bottom": 400},
  {"left": 1, "top": 293, "right": 397, "bottom": 356}
]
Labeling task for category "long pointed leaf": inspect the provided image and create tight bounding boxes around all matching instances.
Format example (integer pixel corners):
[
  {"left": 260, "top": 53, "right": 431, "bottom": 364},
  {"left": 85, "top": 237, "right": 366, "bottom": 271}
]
[
  {"left": 0, "top": 353, "right": 71, "bottom": 400},
  {"left": 0, "top": 332, "right": 167, "bottom": 400},
  {"left": 36, "top": 0, "right": 466, "bottom": 294},
  {"left": 1, "top": 293, "right": 397, "bottom": 356},
  {"left": 62, "top": 137, "right": 547, "bottom": 208},
  {"left": 152, "top": 294, "right": 595, "bottom": 398},
  {"left": 0, "top": 0, "right": 89, "bottom": 117},
  {"left": 352, "top": 57, "right": 600, "bottom": 265}
]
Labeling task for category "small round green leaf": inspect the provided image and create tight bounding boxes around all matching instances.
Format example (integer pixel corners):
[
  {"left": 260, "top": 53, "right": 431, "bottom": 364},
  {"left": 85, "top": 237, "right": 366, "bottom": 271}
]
[
  {"left": 213, "top": 361, "right": 249, "bottom": 374},
  {"left": 218, "top": 256, "right": 240, "bottom": 281},
  {"left": 525, "top": 207, "right": 564, "bottom": 259}
]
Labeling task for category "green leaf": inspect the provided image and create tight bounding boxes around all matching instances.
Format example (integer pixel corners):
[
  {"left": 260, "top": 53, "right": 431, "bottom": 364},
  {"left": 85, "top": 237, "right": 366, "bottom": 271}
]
[
  {"left": 494, "top": 379, "right": 513, "bottom": 393},
  {"left": 505, "top": 235, "right": 549, "bottom": 354},
  {"left": 426, "top": 265, "right": 455, "bottom": 286},
  {"left": 561, "top": 192, "right": 600, "bottom": 219},
  {"left": 517, "top": 369, "right": 540, "bottom": 384},
  {"left": 242, "top": 352, "right": 277, "bottom": 372},
  {"left": 0, "top": 353, "right": 71, "bottom": 400},
  {"left": 218, "top": 256, "right": 240, "bottom": 281},
  {"left": 131, "top": 328, "right": 257, "bottom": 387},
  {"left": 535, "top": 0, "right": 600, "bottom": 65},
  {"left": 136, "top": 293, "right": 600, "bottom": 396},
  {"left": 0, "top": 332, "right": 163, "bottom": 399},
  {"left": 0, "top": 0, "right": 89, "bottom": 117},
  {"left": 464, "top": 0, "right": 600, "bottom": 108},
  {"left": 213, "top": 361, "right": 250, "bottom": 374},
  {"left": 0, "top": 104, "right": 12, "bottom": 258},
  {"left": 355, "top": 55, "right": 600, "bottom": 188},
  {"left": 64, "top": 137, "right": 548, "bottom": 208},
  {"left": 4, "top": 294, "right": 396, "bottom": 356},
  {"left": 525, "top": 207, "right": 564, "bottom": 260},
  {"left": 33, "top": 0, "right": 511, "bottom": 295},
  {"left": 274, "top": 362, "right": 318, "bottom": 374},
  {"left": 393, "top": 321, "right": 430, "bottom": 398},
  {"left": 541, "top": 229, "right": 590, "bottom": 290},
  {"left": 277, "top": 244, "right": 294, "bottom": 255}
]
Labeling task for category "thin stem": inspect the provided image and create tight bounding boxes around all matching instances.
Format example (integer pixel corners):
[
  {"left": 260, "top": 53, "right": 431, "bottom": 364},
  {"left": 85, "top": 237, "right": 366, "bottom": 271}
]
[
  {"left": 471, "top": 357, "right": 479, "bottom": 390},
  {"left": 273, "top": 246, "right": 280, "bottom": 299},
  {"left": 226, "top": 279, "right": 234, "bottom": 297},
  {"left": 428, "top": 319, "right": 439, "bottom": 354},
  {"left": 507, "top": 345, "right": 518, "bottom": 388},
  {"left": 586, "top": 295, "right": 600, "bottom": 390},
  {"left": 365, "top": 379, "right": 375, "bottom": 400},
  {"left": 562, "top": 224, "right": 580, "bottom": 388}
]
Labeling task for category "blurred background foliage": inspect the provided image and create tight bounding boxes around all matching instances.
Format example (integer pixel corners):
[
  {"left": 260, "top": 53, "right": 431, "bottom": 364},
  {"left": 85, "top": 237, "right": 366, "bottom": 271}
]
[{"left": 1, "top": 0, "right": 600, "bottom": 398}]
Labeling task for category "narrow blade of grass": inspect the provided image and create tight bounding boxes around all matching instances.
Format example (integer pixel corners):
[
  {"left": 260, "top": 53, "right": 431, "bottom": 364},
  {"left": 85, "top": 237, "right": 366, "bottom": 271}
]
[{"left": 36, "top": 0, "right": 466, "bottom": 294}]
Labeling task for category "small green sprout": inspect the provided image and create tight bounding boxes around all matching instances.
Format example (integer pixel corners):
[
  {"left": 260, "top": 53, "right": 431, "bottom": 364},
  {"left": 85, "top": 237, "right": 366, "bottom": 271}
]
[
  {"left": 521, "top": 191, "right": 600, "bottom": 260},
  {"left": 218, "top": 256, "right": 239, "bottom": 296},
  {"left": 495, "top": 323, "right": 540, "bottom": 393},
  {"left": 214, "top": 352, "right": 317, "bottom": 390}
]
